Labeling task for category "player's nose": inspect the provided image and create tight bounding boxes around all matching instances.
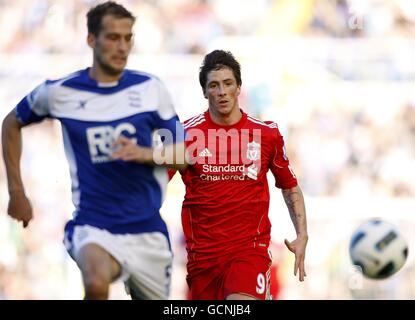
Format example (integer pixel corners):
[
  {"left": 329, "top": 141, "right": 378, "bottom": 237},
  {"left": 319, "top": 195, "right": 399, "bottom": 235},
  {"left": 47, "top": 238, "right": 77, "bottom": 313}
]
[
  {"left": 218, "top": 85, "right": 226, "bottom": 96},
  {"left": 118, "top": 38, "right": 129, "bottom": 52}
]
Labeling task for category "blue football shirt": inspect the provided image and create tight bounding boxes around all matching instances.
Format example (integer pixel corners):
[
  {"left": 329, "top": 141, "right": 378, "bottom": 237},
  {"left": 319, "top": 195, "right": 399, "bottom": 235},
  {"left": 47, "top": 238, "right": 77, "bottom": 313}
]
[{"left": 15, "top": 68, "right": 184, "bottom": 240}]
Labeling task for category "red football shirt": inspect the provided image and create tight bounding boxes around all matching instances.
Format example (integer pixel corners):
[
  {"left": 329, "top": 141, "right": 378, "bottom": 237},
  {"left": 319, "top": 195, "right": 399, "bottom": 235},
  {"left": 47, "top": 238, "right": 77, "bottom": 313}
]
[{"left": 179, "top": 110, "right": 297, "bottom": 265}]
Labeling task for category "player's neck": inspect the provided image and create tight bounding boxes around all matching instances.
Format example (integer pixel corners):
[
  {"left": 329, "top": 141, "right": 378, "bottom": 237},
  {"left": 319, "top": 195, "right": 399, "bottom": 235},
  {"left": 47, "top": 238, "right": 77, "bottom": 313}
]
[
  {"left": 209, "top": 106, "right": 242, "bottom": 126},
  {"left": 89, "top": 65, "right": 123, "bottom": 83}
]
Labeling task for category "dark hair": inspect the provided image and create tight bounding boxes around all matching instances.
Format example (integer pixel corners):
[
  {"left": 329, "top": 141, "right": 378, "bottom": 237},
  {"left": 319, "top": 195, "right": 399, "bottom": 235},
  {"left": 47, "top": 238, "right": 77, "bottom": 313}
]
[
  {"left": 87, "top": 1, "right": 135, "bottom": 36},
  {"left": 199, "top": 50, "right": 242, "bottom": 90}
]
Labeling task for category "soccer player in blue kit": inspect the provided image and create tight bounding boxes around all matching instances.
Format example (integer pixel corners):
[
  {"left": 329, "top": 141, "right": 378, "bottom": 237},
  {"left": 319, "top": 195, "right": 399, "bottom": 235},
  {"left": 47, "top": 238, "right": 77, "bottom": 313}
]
[{"left": 1, "top": 1, "right": 186, "bottom": 299}]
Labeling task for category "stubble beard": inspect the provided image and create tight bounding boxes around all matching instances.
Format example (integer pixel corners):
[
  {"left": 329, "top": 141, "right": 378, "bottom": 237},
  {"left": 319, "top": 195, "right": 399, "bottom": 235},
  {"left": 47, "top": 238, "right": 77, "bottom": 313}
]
[{"left": 97, "top": 55, "right": 125, "bottom": 77}]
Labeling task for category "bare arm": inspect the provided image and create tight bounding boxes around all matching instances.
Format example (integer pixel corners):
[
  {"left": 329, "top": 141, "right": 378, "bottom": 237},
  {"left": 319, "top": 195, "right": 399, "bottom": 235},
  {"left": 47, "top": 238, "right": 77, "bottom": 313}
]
[
  {"left": 281, "top": 185, "right": 308, "bottom": 281},
  {"left": 2, "top": 111, "right": 25, "bottom": 192},
  {"left": 282, "top": 185, "right": 308, "bottom": 238},
  {"left": 2, "top": 110, "right": 33, "bottom": 227},
  {"left": 111, "top": 135, "right": 188, "bottom": 171}
]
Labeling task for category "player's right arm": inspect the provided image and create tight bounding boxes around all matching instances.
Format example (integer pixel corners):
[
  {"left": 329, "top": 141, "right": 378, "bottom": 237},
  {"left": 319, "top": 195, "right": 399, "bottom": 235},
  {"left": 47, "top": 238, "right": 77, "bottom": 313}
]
[
  {"left": 2, "top": 110, "right": 33, "bottom": 228},
  {"left": 2, "top": 82, "right": 50, "bottom": 228},
  {"left": 111, "top": 136, "right": 188, "bottom": 171}
]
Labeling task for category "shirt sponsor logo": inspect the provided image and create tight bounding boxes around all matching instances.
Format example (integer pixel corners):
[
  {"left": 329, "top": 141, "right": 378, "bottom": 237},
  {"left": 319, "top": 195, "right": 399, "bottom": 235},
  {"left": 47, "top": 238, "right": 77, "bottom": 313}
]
[
  {"left": 200, "top": 165, "right": 246, "bottom": 181},
  {"left": 202, "top": 164, "right": 245, "bottom": 173},
  {"left": 199, "top": 164, "right": 260, "bottom": 181},
  {"left": 200, "top": 173, "right": 246, "bottom": 181},
  {"left": 86, "top": 123, "right": 136, "bottom": 163}
]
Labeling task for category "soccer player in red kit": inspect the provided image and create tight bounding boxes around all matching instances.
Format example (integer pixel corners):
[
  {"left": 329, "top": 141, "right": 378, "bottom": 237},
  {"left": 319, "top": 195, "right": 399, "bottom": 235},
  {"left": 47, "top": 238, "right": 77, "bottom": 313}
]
[{"left": 178, "top": 50, "right": 308, "bottom": 300}]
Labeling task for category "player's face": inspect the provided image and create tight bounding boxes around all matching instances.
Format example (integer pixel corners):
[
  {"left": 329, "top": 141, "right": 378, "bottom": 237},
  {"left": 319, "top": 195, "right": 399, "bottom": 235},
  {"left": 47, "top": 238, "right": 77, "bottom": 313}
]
[
  {"left": 204, "top": 67, "right": 241, "bottom": 118},
  {"left": 89, "top": 14, "right": 134, "bottom": 76}
]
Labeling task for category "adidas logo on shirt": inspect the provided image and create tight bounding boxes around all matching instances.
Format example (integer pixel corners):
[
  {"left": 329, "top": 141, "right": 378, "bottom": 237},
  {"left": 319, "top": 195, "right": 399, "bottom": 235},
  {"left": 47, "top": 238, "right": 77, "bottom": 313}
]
[{"left": 198, "top": 148, "right": 212, "bottom": 157}]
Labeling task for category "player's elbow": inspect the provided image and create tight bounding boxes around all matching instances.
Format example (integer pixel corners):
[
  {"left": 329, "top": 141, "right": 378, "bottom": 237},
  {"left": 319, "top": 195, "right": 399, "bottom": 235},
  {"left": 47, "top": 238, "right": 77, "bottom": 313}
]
[{"left": 281, "top": 185, "right": 300, "bottom": 194}]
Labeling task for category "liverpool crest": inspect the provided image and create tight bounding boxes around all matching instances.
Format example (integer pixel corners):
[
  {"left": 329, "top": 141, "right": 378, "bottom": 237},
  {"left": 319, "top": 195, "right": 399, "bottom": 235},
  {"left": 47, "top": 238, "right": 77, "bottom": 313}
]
[{"left": 246, "top": 141, "right": 261, "bottom": 161}]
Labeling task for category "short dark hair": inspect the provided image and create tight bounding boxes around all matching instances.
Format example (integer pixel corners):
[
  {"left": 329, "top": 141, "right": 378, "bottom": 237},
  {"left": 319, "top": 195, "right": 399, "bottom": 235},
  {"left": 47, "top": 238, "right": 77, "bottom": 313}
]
[
  {"left": 199, "top": 50, "right": 242, "bottom": 90},
  {"left": 87, "top": 1, "right": 135, "bottom": 36}
]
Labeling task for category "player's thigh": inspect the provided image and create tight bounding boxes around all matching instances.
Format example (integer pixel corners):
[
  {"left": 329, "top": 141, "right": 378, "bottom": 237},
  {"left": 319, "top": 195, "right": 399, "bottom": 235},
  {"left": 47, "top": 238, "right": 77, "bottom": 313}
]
[
  {"left": 77, "top": 243, "right": 122, "bottom": 283},
  {"left": 224, "top": 253, "right": 272, "bottom": 300},
  {"left": 65, "top": 225, "right": 124, "bottom": 283}
]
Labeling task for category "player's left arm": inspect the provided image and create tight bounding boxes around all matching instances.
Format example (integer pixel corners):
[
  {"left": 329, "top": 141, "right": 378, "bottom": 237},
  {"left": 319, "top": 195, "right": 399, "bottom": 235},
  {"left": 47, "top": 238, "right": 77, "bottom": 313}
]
[
  {"left": 268, "top": 125, "right": 308, "bottom": 281},
  {"left": 281, "top": 185, "right": 308, "bottom": 282}
]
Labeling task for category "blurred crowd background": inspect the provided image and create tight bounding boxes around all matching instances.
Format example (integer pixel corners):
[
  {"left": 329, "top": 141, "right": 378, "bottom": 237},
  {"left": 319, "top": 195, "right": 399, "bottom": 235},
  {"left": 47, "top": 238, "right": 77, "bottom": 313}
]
[
  {"left": 2, "top": 0, "right": 415, "bottom": 54},
  {"left": 0, "top": 0, "right": 415, "bottom": 299}
]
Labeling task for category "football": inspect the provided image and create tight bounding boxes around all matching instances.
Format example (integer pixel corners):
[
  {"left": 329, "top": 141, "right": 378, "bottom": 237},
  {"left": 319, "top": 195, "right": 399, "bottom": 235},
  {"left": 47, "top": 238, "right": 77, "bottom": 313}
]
[{"left": 349, "top": 218, "right": 408, "bottom": 279}]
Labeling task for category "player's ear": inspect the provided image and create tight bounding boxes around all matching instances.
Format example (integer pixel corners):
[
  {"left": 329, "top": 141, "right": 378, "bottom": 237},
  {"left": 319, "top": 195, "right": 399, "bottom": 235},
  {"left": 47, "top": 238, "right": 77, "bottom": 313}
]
[
  {"left": 87, "top": 33, "right": 96, "bottom": 49},
  {"left": 236, "top": 85, "right": 241, "bottom": 97},
  {"left": 203, "top": 88, "right": 208, "bottom": 99}
]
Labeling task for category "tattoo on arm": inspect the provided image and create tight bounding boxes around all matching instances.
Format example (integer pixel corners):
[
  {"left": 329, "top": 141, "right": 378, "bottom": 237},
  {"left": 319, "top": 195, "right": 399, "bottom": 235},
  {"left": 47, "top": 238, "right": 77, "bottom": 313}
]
[{"left": 282, "top": 187, "right": 307, "bottom": 236}]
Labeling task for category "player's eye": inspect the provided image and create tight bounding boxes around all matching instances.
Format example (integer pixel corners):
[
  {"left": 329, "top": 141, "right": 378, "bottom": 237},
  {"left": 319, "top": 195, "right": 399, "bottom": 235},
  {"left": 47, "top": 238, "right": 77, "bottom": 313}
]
[{"left": 107, "top": 34, "right": 119, "bottom": 40}]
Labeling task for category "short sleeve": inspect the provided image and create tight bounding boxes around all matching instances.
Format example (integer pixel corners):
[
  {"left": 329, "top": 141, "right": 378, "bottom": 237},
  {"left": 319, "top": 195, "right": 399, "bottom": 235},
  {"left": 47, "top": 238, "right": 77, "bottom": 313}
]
[
  {"left": 269, "top": 128, "right": 298, "bottom": 189},
  {"left": 15, "top": 82, "right": 50, "bottom": 125}
]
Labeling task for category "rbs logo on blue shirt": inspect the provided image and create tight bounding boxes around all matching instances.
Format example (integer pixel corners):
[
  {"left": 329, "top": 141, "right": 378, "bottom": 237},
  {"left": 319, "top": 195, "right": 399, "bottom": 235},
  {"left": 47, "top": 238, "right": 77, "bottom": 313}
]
[{"left": 86, "top": 123, "right": 137, "bottom": 163}]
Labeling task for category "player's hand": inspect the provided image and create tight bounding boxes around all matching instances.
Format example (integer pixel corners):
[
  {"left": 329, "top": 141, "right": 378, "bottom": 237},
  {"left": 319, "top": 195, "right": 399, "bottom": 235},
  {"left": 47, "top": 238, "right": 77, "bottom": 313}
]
[
  {"left": 7, "top": 190, "right": 33, "bottom": 228},
  {"left": 284, "top": 235, "right": 308, "bottom": 282},
  {"left": 111, "top": 135, "right": 152, "bottom": 164}
]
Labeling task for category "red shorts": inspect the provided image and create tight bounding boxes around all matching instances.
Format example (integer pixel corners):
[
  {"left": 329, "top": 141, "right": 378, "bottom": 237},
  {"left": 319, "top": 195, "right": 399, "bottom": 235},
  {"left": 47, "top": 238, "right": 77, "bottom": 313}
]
[{"left": 186, "top": 249, "right": 272, "bottom": 300}]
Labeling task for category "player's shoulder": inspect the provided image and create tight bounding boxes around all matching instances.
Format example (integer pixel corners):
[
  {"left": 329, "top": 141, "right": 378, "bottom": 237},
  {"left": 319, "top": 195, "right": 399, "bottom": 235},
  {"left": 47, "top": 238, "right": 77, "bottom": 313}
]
[
  {"left": 41, "top": 69, "right": 84, "bottom": 89},
  {"left": 246, "top": 114, "right": 279, "bottom": 133},
  {"left": 182, "top": 112, "right": 207, "bottom": 130},
  {"left": 125, "top": 69, "right": 172, "bottom": 93},
  {"left": 124, "top": 69, "right": 157, "bottom": 83},
  {"left": 28, "top": 70, "right": 84, "bottom": 99}
]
